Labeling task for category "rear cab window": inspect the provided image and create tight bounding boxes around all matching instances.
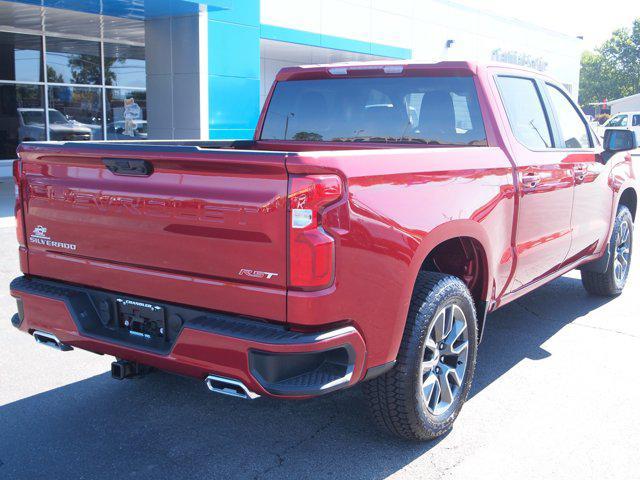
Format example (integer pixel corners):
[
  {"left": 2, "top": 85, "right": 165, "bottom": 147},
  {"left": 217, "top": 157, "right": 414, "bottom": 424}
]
[{"left": 260, "top": 75, "right": 487, "bottom": 146}]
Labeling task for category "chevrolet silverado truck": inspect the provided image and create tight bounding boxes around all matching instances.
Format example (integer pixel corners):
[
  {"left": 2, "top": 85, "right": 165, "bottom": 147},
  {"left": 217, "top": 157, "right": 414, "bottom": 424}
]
[{"left": 9, "top": 61, "right": 638, "bottom": 441}]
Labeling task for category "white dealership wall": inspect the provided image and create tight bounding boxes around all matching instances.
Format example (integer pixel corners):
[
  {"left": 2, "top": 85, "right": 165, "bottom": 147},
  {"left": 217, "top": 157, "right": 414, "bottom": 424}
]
[{"left": 260, "top": 0, "right": 583, "bottom": 99}]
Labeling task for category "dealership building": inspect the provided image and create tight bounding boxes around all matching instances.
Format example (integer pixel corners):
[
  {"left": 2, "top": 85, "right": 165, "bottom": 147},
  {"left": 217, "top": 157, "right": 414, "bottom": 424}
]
[{"left": 0, "top": 0, "right": 583, "bottom": 177}]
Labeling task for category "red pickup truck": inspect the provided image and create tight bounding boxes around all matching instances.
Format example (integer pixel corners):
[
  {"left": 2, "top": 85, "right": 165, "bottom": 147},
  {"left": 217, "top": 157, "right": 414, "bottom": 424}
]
[{"left": 10, "top": 61, "right": 637, "bottom": 440}]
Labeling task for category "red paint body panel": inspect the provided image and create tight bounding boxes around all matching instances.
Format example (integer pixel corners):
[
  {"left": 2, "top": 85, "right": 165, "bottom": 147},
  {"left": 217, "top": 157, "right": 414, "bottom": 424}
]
[{"left": 11, "top": 61, "right": 638, "bottom": 397}]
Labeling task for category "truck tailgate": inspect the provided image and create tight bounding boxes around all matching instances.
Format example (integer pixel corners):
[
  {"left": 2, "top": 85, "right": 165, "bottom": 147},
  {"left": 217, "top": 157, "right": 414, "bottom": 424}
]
[{"left": 17, "top": 143, "right": 288, "bottom": 322}]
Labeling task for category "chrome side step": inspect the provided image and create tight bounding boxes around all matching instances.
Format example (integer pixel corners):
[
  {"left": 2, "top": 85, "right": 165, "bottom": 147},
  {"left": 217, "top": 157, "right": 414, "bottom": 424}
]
[
  {"left": 205, "top": 374, "right": 260, "bottom": 400},
  {"left": 33, "top": 330, "right": 73, "bottom": 351}
]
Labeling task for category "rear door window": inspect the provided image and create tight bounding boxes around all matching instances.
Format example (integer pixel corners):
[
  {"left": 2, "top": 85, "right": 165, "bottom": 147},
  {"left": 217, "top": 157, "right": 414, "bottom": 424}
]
[
  {"left": 260, "top": 76, "right": 487, "bottom": 145},
  {"left": 495, "top": 76, "right": 553, "bottom": 149},
  {"left": 633, "top": 115, "right": 640, "bottom": 127}
]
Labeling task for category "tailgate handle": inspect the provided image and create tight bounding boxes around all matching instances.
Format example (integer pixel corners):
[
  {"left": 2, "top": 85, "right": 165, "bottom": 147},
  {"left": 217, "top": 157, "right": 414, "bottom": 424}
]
[{"left": 103, "top": 158, "right": 153, "bottom": 176}]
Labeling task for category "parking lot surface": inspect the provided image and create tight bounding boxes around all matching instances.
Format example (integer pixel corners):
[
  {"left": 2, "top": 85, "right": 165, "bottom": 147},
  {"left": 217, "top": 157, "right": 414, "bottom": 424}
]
[{"left": 0, "top": 182, "right": 638, "bottom": 479}]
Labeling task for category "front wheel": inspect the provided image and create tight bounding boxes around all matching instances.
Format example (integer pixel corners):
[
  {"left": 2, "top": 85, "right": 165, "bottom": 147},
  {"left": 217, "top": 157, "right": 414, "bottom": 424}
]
[
  {"left": 582, "top": 205, "right": 633, "bottom": 296},
  {"left": 364, "top": 272, "right": 478, "bottom": 440}
]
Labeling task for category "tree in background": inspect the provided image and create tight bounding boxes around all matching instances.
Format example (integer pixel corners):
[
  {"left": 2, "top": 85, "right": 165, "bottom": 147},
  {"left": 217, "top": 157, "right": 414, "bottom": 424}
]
[
  {"left": 46, "top": 66, "right": 64, "bottom": 84},
  {"left": 69, "top": 55, "right": 117, "bottom": 85},
  {"left": 579, "top": 18, "right": 640, "bottom": 107}
]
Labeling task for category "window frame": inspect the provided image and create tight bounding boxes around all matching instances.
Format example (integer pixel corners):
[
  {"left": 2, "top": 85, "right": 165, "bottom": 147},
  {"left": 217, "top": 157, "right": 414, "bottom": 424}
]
[
  {"left": 542, "top": 81, "right": 594, "bottom": 150},
  {"left": 494, "top": 73, "right": 557, "bottom": 151}
]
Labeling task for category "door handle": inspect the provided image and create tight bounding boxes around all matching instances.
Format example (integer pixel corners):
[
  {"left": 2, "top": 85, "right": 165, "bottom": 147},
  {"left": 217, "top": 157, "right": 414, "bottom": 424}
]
[
  {"left": 574, "top": 164, "right": 587, "bottom": 182},
  {"left": 103, "top": 158, "right": 154, "bottom": 176},
  {"left": 521, "top": 172, "right": 541, "bottom": 189}
]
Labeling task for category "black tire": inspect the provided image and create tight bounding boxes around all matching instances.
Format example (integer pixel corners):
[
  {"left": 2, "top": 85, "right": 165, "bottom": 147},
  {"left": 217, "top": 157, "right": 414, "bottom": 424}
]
[
  {"left": 581, "top": 205, "right": 633, "bottom": 296},
  {"left": 364, "top": 271, "right": 478, "bottom": 441}
]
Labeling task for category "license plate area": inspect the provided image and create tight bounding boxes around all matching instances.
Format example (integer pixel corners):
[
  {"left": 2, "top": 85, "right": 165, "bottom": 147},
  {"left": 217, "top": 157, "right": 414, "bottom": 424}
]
[{"left": 116, "top": 298, "right": 166, "bottom": 341}]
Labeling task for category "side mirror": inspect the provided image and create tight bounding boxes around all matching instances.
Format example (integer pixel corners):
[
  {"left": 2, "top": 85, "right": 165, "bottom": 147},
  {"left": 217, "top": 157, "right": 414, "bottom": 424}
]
[{"left": 603, "top": 128, "right": 637, "bottom": 152}]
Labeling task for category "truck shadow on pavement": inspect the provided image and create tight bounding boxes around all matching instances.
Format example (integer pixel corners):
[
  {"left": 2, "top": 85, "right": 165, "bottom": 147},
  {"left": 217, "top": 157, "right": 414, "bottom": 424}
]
[{"left": 0, "top": 275, "right": 613, "bottom": 480}]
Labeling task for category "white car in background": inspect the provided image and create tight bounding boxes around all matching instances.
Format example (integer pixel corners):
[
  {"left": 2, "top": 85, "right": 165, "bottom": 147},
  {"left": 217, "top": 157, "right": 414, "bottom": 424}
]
[
  {"left": 596, "top": 111, "right": 640, "bottom": 141},
  {"left": 18, "top": 108, "right": 92, "bottom": 142}
]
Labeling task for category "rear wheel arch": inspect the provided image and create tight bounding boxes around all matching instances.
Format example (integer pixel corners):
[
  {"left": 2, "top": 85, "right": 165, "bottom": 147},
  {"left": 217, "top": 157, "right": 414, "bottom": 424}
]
[
  {"left": 380, "top": 223, "right": 495, "bottom": 371},
  {"left": 402, "top": 221, "right": 494, "bottom": 341},
  {"left": 417, "top": 236, "right": 490, "bottom": 339},
  {"left": 419, "top": 237, "right": 489, "bottom": 302}
]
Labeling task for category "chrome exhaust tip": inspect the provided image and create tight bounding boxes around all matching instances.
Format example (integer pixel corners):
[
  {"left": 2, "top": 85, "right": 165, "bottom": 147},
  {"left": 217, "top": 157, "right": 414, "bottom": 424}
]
[
  {"left": 205, "top": 374, "right": 260, "bottom": 400},
  {"left": 33, "top": 330, "right": 73, "bottom": 351}
]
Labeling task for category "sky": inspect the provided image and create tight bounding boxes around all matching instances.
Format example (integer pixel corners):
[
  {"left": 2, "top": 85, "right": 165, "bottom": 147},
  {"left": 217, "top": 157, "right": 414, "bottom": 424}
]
[{"left": 454, "top": 0, "right": 639, "bottom": 50}]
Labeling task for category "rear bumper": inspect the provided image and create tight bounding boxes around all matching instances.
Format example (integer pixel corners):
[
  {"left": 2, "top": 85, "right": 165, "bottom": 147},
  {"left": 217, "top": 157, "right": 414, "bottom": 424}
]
[{"left": 10, "top": 276, "right": 366, "bottom": 398}]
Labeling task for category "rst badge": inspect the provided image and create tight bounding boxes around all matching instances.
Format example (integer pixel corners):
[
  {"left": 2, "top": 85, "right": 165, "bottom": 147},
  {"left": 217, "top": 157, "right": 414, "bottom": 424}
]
[
  {"left": 239, "top": 268, "right": 279, "bottom": 280},
  {"left": 29, "top": 225, "right": 77, "bottom": 251}
]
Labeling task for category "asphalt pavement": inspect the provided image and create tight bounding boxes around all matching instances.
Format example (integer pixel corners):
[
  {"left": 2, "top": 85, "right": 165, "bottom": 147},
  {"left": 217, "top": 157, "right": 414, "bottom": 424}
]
[{"left": 0, "top": 180, "right": 638, "bottom": 479}]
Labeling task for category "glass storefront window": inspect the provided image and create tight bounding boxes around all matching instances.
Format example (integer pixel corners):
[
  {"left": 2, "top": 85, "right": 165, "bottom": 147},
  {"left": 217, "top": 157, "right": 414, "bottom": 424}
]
[
  {"left": 0, "top": 12, "right": 146, "bottom": 155},
  {"left": 0, "top": 84, "right": 43, "bottom": 158},
  {"left": 47, "top": 86, "right": 102, "bottom": 140},
  {"left": 0, "top": 32, "right": 42, "bottom": 82},
  {"left": 46, "top": 37, "right": 101, "bottom": 85},
  {"left": 104, "top": 43, "right": 146, "bottom": 88},
  {"left": 106, "top": 88, "right": 146, "bottom": 140}
]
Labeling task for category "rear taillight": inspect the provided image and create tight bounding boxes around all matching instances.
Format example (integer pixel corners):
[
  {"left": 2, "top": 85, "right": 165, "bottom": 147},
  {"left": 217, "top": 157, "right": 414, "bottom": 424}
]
[
  {"left": 13, "top": 159, "right": 26, "bottom": 247},
  {"left": 288, "top": 175, "right": 342, "bottom": 290}
]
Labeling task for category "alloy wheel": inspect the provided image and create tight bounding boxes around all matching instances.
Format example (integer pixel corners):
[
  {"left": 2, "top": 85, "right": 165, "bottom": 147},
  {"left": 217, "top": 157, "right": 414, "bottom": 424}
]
[
  {"left": 614, "top": 219, "right": 632, "bottom": 286},
  {"left": 421, "top": 303, "right": 469, "bottom": 416}
]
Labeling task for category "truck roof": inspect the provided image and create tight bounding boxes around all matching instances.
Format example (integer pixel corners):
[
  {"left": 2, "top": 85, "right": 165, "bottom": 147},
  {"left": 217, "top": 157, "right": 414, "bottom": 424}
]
[{"left": 275, "top": 60, "right": 554, "bottom": 82}]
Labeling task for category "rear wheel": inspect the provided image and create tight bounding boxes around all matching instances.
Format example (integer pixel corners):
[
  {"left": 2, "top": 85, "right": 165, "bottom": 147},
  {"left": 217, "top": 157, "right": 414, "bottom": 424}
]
[
  {"left": 582, "top": 205, "right": 633, "bottom": 296},
  {"left": 364, "top": 272, "right": 478, "bottom": 440}
]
